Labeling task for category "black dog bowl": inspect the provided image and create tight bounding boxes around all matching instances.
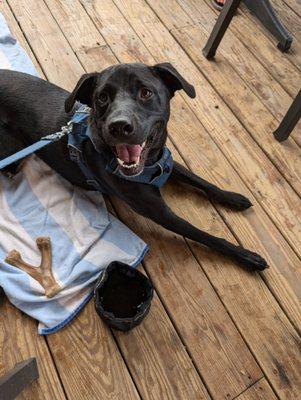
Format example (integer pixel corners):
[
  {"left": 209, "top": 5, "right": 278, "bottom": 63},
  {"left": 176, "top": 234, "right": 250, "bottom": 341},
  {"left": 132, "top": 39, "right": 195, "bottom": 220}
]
[{"left": 94, "top": 261, "right": 154, "bottom": 331}]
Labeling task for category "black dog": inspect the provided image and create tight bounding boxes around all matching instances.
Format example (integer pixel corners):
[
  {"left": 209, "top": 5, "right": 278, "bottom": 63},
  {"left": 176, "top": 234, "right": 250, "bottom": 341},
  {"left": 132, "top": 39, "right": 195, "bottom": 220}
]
[{"left": 0, "top": 63, "right": 267, "bottom": 270}]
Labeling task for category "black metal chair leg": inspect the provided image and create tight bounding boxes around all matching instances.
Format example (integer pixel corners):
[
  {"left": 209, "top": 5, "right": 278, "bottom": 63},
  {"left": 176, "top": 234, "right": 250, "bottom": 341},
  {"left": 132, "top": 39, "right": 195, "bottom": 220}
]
[
  {"left": 0, "top": 358, "right": 39, "bottom": 400},
  {"left": 273, "top": 90, "right": 301, "bottom": 142},
  {"left": 244, "top": 0, "right": 293, "bottom": 52},
  {"left": 203, "top": 0, "right": 242, "bottom": 59}
]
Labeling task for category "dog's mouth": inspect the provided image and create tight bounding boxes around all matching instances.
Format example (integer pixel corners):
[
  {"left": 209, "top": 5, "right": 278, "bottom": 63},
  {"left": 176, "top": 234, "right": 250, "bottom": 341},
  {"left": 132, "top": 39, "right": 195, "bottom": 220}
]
[
  {"left": 107, "top": 121, "right": 165, "bottom": 177},
  {"left": 112, "top": 141, "right": 149, "bottom": 176}
]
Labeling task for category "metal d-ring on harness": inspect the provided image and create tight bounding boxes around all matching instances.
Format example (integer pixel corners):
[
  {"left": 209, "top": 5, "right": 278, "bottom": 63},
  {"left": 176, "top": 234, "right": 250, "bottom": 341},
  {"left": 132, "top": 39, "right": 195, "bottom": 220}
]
[{"left": 0, "top": 105, "right": 174, "bottom": 191}]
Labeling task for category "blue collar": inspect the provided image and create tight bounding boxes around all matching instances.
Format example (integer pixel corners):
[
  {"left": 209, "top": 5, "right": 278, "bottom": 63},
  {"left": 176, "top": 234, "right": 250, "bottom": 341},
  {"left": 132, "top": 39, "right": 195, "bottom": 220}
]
[{"left": 68, "top": 105, "right": 173, "bottom": 192}]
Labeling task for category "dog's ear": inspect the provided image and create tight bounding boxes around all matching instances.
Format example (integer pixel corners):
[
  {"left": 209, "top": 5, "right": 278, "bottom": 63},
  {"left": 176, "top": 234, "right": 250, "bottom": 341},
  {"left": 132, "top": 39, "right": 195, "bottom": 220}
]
[
  {"left": 152, "top": 62, "right": 196, "bottom": 98},
  {"left": 65, "top": 72, "right": 98, "bottom": 113}
]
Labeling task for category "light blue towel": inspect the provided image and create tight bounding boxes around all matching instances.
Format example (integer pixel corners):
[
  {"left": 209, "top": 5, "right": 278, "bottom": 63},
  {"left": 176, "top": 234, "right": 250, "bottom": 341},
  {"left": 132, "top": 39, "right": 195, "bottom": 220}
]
[{"left": 0, "top": 13, "right": 148, "bottom": 334}]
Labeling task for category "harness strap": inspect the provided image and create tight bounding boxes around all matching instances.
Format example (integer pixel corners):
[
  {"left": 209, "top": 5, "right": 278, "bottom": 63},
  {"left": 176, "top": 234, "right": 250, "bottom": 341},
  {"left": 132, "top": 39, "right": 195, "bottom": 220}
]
[
  {"left": 68, "top": 138, "right": 109, "bottom": 194},
  {"left": 0, "top": 104, "right": 90, "bottom": 170}
]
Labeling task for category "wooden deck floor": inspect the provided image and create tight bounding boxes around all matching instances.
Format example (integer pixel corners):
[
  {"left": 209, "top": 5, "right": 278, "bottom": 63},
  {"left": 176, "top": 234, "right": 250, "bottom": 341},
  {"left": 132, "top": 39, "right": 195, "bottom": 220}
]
[{"left": 0, "top": 0, "right": 300, "bottom": 399}]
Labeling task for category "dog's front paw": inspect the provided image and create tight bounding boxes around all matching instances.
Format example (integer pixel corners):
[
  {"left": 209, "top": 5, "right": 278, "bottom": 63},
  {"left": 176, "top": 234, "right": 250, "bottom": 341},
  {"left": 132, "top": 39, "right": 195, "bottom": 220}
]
[
  {"left": 236, "top": 248, "right": 268, "bottom": 271},
  {"left": 213, "top": 191, "right": 253, "bottom": 211}
]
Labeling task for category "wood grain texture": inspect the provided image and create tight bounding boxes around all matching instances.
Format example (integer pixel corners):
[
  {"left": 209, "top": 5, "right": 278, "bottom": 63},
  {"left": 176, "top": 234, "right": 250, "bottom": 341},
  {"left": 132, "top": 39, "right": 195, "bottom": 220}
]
[
  {"left": 242, "top": 0, "right": 301, "bottom": 71},
  {"left": 150, "top": 0, "right": 301, "bottom": 149},
  {"left": 2, "top": 0, "right": 301, "bottom": 399},
  {"left": 4, "top": 1, "right": 212, "bottom": 399},
  {"left": 0, "top": 297, "right": 66, "bottom": 400},
  {"left": 82, "top": 0, "right": 301, "bottom": 335},
  {"left": 235, "top": 378, "right": 277, "bottom": 400},
  {"left": 150, "top": 0, "right": 295, "bottom": 121},
  {"left": 113, "top": 290, "right": 210, "bottom": 400},
  {"left": 281, "top": 0, "right": 301, "bottom": 19},
  {"left": 182, "top": 0, "right": 300, "bottom": 99},
  {"left": 113, "top": 148, "right": 301, "bottom": 400},
  {"left": 112, "top": 199, "right": 263, "bottom": 400},
  {"left": 0, "top": 4, "right": 65, "bottom": 399},
  {"left": 164, "top": 0, "right": 301, "bottom": 170},
  {"left": 46, "top": 301, "right": 141, "bottom": 400},
  {"left": 83, "top": 0, "right": 301, "bottom": 398},
  {"left": 32, "top": 1, "right": 212, "bottom": 399},
  {"left": 111, "top": 0, "right": 301, "bottom": 260},
  {"left": 7, "top": 0, "right": 83, "bottom": 90},
  {"left": 174, "top": 0, "right": 301, "bottom": 146},
  {"left": 171, "top": 24, "right": 301, "bottom": 195},
  {"left": 0, "top": 1, "right": 44, "bottom": 77},
  {"left": 36, "top": 2, "right": 263, "bottom": 399}
]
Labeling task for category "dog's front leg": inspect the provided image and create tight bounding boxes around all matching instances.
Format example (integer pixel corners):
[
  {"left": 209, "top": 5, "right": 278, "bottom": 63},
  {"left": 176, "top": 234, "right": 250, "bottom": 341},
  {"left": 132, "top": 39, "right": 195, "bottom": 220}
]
[
  {"left": 171, "top": 162, "right": 252, "bottom": 211},
  {"left": 129, "top": 186, "right": 267, "bottom": 271}
]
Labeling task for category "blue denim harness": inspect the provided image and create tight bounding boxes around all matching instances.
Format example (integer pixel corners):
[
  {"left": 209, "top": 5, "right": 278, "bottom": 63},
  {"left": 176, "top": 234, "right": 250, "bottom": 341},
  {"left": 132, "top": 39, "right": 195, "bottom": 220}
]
[{"left": 68, "top": 106, "right": 173, "bottom": 193}]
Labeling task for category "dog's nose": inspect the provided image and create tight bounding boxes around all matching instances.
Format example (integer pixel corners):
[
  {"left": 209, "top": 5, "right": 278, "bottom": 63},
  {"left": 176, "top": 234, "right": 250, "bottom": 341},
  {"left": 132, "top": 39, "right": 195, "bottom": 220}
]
[{"left": 108, "top": 120, "right": 134, "bottom": 138}]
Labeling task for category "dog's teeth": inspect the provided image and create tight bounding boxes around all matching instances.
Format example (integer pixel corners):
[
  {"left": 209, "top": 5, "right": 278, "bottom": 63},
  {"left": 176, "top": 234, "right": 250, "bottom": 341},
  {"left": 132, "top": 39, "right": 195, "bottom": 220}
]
[
  {"left": 117, "top": 156, "right": 140, "bottom": 169},
  {"left": 141, "top": 141, "right": 146, "bottom": 149}
]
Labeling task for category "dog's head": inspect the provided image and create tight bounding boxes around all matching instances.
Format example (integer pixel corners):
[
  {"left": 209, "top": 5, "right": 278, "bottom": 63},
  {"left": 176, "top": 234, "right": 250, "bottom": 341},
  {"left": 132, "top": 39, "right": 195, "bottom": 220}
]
[{"left": 65, "top": 63, "right": 195, "bottom": 176}]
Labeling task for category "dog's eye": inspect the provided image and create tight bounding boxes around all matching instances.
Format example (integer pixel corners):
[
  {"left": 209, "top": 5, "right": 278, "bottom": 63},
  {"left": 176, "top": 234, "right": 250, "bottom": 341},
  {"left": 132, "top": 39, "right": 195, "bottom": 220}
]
[
  {"left": 140, "top": 88, "right": 153, "bottom": 100},
  {"left": 98, "top": 92, "right": 109, "bottom": 104}
]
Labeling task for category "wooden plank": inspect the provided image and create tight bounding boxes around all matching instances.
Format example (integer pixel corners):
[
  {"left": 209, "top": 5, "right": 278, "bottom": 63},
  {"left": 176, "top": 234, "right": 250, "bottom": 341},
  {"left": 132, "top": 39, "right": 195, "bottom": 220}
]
[
  {"left": 6, "top": 0, "right": 83, "bottom": 90},
  {"left": 0, "top": 297, "right": 66, "bottom": 400},
  {"left": 171, "top": 0, "right": 301, "bottom": 148},
  {"left": 236, "top": 378, "right": 277, "bottom": 400},
  {"left": 173, "top": 0, "right": 301, "bottom": 151},
  {"left": 0, "top": 1, "right": 44, "bottom": 77},
  {"left": 167, "top": 105, "right": 301, "bottom": 327},
  {"left": 111, "top": 197, "right": 264, "bottom": 400},
  {"left": 47, "top": 301, "right": 141, "bottom": 400},
  {"left": 6, "top": 0, "right": 244, "bottom": 397},
  {"left": 282, "top": 0, "right": 301, "bottom": 19},
  {"left": 113, "top": 143, "right": 301, "bottom": 400},
  {"left": 0, "top": 5, "right": 66, "bottom": 400},
  {"left": 30, "top": 2, "right": 264, "bottom": 399},
  {"left": 81, "top": 0, "right": 301, "bottom": 330},
  {"left": 144, "top": 0, "right": 300, "bottom": 103},
  {"left": 109, "top": 0, "right": 301, "bottom": 260},
  {"left": 3, "top": 1, "right": 143, "bottom": 399},
  {"left": 49, "top": 290, "right": 210, "bottom": 400},
  {"left": 102, "top": 201, "right": 211, "bottom": 400},
  {"left": 190, "top": 0, "right": 301, "bottom": 123},
  {"left": 151, "top": 0, "right": 295, "bottom": 122},
  {"left": 1, "top": 0, "right": 206, "bottom": 398},
  {"left": 41, "top": 0, "right": 118, "bottom": 71},
  {"left": 244, "top": 0, "right": 301, "bottom": 71},
  {"left": 172, "top": 25, "right": 301, "bottom": 195},
  {"left": 4, "top": 1, "right": 300, "bottom": 398},
  {"left": 184, "top": 0, "right": 300, "bottom": 99},
  {"left": 81, "top": 1, "right": 301, "bottom": 398},
  {"left": 49, "top": 292, "right": 209, "bottom": 400},
  {"left": 113, "top": 290, "right": 210, "bottom": 400},
  {"left": 146, "top": 0, "right": 301, "bottom": 198}
]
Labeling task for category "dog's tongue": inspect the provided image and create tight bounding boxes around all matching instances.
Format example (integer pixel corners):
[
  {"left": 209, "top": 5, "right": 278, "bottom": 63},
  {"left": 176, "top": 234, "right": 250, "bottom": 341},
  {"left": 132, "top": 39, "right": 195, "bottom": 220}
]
[{"left": 115, "top": 144, "right": 142, "bottom": 163}]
